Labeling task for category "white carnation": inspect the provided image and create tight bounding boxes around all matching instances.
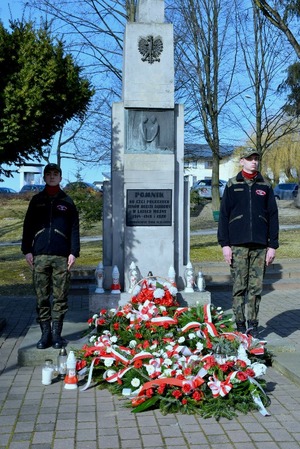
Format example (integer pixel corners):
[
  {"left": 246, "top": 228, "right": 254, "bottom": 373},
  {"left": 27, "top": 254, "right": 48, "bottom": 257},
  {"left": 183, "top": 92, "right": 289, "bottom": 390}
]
[
  {"left": 163, "top": 358, "right": 173, "bottom": 366},
  {"left": 153, "top": 288, "right": 165, "bottom": 299},
  {"left": 104, "top": 358, "right": 114, "bottom": 367},
  {"left": 169, "top": 286, "right": 178, "bottom": 296},
  {"left": 131, "top": 378, "right": 141, "bottom": 387},
  {"left": 251, "top": 362, "right": 267, "bottom": 377},
  {"left": 145, "top": 365, "right": 155, "bottom": 375},
  {"left": 196, "top": 342, "right": 204, "bottom": 351}
]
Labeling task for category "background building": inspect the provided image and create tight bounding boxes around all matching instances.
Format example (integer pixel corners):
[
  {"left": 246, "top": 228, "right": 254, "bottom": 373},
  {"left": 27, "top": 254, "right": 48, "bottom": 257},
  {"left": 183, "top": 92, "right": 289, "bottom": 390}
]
[{"left": 184, "top": 143, "right": 237, "bottom": 186}]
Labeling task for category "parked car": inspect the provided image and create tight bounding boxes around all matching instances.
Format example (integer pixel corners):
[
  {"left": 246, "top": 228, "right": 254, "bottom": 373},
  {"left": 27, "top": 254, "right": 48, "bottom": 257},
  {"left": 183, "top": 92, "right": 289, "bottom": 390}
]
[
  {"left": 19, "top": 184, "right": 45, "bottom": 193},
  {"left": 0, "top": 187, "right": 17, "bottom": 194},
  {"left": 192, "top": 179, "right": 227, "bottom": 199},
  {"left": 64, "top": 182, "right": 101, "bottom": 193},
  {"left": 273, "top": 183, "right": 298, "bottom": 200}
]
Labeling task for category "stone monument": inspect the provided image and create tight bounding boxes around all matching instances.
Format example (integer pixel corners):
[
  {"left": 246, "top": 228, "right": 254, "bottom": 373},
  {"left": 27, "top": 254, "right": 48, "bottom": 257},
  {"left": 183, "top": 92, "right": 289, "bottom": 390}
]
[{"left": 102, "top": 0, "right": 190, "bottom": 293}]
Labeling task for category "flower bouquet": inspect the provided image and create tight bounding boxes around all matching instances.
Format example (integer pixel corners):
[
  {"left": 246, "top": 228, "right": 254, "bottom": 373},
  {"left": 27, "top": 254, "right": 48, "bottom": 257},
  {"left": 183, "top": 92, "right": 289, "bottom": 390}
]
[{"left": 76, "top": 278, "right": 271, "bottom": 420}]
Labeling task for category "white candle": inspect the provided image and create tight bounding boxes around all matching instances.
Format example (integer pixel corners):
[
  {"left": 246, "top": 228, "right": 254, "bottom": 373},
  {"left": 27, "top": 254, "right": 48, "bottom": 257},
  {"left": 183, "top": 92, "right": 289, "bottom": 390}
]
[{"left": 42, "top": 366, "right": 53, "bottom": 385}]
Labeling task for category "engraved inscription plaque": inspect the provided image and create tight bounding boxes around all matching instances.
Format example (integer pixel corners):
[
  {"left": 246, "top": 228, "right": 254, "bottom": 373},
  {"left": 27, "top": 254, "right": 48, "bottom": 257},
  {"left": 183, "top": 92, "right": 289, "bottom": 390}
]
[{"left": 126, "top": 189, "right": 172, "bottom": 226}]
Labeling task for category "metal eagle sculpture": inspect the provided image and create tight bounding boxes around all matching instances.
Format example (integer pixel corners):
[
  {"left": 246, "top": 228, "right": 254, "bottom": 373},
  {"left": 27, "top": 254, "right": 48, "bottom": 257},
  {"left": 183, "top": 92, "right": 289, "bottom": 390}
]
[{"left": 138, "top": 35, "right": 163, "bottom": 64}]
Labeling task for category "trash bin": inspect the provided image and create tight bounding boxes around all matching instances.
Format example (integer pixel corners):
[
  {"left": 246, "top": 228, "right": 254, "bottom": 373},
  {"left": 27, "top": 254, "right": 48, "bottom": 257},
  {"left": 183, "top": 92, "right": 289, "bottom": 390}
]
[{"left": 212, "top": 210, "right": 220, "bottom": 222}]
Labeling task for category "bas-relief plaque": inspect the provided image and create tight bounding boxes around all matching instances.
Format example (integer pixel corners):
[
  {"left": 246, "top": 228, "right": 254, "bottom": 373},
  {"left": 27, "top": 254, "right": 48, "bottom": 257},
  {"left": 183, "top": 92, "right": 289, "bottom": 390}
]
[
  {"left": 126, "top": 109, "right": 174, "bottom": 154},
  {"left": 126, "top": 189, "right": 172, "bottom": 226}
]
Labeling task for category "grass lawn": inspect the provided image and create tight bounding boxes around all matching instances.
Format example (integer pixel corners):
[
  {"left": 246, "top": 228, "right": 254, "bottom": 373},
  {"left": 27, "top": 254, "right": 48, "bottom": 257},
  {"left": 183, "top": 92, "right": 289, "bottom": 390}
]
[{"left": 0, "top": 196, "right": 299, "bottom": 295}]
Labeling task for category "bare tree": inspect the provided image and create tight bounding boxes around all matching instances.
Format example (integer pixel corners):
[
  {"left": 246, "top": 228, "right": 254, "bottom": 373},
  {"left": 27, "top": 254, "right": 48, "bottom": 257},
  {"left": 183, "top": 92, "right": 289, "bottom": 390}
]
[
  {"left": 170, "top": 0, "right": 239, "bottom": 211},
  {"left": 25, "top": 0, "right": 299, "bottom": 197},
  {"left": 231, "top": 1, "right": 299, "bottom": 159},
  {"left": 25, "top": 0, "right": 130, "bottom": 167},
  {"left": 254, "top": 0, "right": 300, "bottom": 57}
]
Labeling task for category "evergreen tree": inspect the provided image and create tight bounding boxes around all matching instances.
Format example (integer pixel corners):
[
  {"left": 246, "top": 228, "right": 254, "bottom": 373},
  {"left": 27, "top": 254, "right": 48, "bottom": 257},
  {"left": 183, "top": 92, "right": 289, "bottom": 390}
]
[{"left": 0, "top": 20, "right": 94, "bottom": 176}]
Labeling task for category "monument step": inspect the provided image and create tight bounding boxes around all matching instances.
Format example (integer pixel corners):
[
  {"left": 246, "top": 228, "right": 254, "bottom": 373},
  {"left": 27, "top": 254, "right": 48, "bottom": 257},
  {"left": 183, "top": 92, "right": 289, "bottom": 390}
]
[
  {"left": 69, "top": 259, "right": 300, "bottom": 294},
  {"left": 18, "top": 314, "right": 89, "bottom": 367}
]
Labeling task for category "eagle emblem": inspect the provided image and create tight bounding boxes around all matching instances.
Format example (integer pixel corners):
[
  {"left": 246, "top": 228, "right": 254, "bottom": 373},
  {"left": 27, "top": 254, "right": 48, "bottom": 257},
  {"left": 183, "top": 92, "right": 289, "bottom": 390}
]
[{"left": 138, "top": 35, "right": 163, "bottom": 64}]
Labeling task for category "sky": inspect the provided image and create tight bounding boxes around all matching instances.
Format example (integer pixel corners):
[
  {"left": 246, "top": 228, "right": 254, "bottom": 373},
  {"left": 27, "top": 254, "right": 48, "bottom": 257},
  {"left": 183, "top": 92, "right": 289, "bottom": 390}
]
[
  {"left": 0, "top": 1, "right": 291, "bottom": 191},
  {"left": 0, "top": 1, "right": 110, "bottom": 192}
]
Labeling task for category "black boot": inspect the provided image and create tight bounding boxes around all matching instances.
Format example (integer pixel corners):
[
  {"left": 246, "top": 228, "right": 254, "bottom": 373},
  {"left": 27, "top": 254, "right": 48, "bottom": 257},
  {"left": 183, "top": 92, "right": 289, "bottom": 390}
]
[
  {"left": 37, "top": 321, "right": 52, "bottom": 349},
  {"left": 247, "top": 320, "right": 259, "bottom": 338},
  {"left": 52, "top": 321, "right": 67, "bottom": 349},
  {"left": 236, "top": 321, "right": 246, "bottom": 334}
]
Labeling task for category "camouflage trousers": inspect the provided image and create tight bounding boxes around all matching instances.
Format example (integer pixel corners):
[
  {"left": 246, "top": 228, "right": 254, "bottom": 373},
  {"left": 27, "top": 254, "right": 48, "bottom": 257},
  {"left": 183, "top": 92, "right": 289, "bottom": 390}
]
[
  {"left": 33, "top": 255, "right": 70, "bottom": 323},
  {"left": 230, "top": 246, "right": 266, "bottom": 323}
]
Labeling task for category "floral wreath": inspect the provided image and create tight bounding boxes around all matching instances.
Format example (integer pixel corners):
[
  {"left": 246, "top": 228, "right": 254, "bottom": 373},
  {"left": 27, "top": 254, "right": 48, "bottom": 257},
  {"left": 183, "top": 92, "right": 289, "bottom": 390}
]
[{"left": 75, "top": 277, "right": 271, "bottom": 420}]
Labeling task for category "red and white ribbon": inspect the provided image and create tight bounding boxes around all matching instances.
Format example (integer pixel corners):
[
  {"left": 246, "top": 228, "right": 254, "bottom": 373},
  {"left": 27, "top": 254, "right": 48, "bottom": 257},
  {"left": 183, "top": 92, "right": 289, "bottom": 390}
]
[
  {"left": 110, "top": 347, "right": 130, "bottom": 365},
  {"left": 207, "top": 374, "right": 233, "bottom": 398},
  {"left": 131, "top": 351, "right": 154, "bottom": 363},
  {"left": 181, "top": 321, "right": 202, "bottom": 332},
  {"left": 150, "top": 316, "right": 178, "bottom": 326}
]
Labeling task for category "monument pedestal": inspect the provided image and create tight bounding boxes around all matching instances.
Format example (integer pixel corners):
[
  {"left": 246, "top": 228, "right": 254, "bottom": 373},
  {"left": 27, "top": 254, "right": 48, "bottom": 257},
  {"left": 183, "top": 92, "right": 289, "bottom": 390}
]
[
  {"left": 102, "top": 0, "right": 189, "bottom": 292},
  {"left": 177, "top": 291, "right": 211, "bottom": 307},
  {"left": 89, "top": 290, "right": 121, "bottom": 314},
  {"left": 89, "top": 289, "right": 211, "bottom": 315}
]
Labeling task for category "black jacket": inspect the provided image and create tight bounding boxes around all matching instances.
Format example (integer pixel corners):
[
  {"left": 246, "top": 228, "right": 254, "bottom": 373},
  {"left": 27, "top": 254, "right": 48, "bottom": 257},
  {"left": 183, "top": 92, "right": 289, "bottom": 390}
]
[
  {"left": 21, "top": 188, "right": 80, "bottom": 258},
  {"left": 217, "top": 172, "right": 279, "bottom": 249}
]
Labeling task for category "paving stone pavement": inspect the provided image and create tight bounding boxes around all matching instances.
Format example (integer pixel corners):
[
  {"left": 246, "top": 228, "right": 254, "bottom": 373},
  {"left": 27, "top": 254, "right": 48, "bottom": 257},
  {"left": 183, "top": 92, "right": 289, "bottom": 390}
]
[{"left": 1, "top": 283, "right": 300, "bottom": 449}]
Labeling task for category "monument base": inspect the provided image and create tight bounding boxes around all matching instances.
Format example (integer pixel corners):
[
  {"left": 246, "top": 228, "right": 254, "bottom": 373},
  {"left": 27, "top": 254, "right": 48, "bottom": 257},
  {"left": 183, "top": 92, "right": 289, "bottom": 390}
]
[
  {"left": 89, "top": 289, "right": 211, "bottom": 314},
  {"left": 176, "top": 291, "right": 211, "bottom": 307},
  {"left": 89, "top": 290, "right": 121, "bottom": 314},
  {"left": 89, "top": 291, "right": 134, "bottom": 314},
  {"left": 18, "top": 310, "right": 88, "bottom": 367}
]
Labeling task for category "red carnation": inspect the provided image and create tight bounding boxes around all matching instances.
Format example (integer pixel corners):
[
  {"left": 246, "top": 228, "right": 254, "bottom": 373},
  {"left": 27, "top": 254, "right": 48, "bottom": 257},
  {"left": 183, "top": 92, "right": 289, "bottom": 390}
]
[
  {"left": 172, "top": 389, "right": 182, "bottom": 399},
  {"left": 245, "top": 368, "right": 255, "bottom": 378},
  {"left": 157, "top": 384, "right": 166, "bottom": 395},
  {"left": 182, "top": 383, "right": 192, "bottom": 394},
  {"left": 146, "top": 388, "right": 154, "bottom": 398},
  {"left": 192, "top": 390, "right": 203, "bottom": 401},
  {"left": 133, "top": 360, "right": 142, "bottom": 369},
  {"left": 236, "top": 371, "right": 248, "bottom": 381}
]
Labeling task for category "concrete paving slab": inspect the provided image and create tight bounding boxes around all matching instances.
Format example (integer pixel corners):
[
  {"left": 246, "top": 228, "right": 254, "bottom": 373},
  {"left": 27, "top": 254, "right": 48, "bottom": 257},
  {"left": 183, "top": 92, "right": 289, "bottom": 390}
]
[{"left": 3, "top": 282, "right": 300, "bottom": 449}]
